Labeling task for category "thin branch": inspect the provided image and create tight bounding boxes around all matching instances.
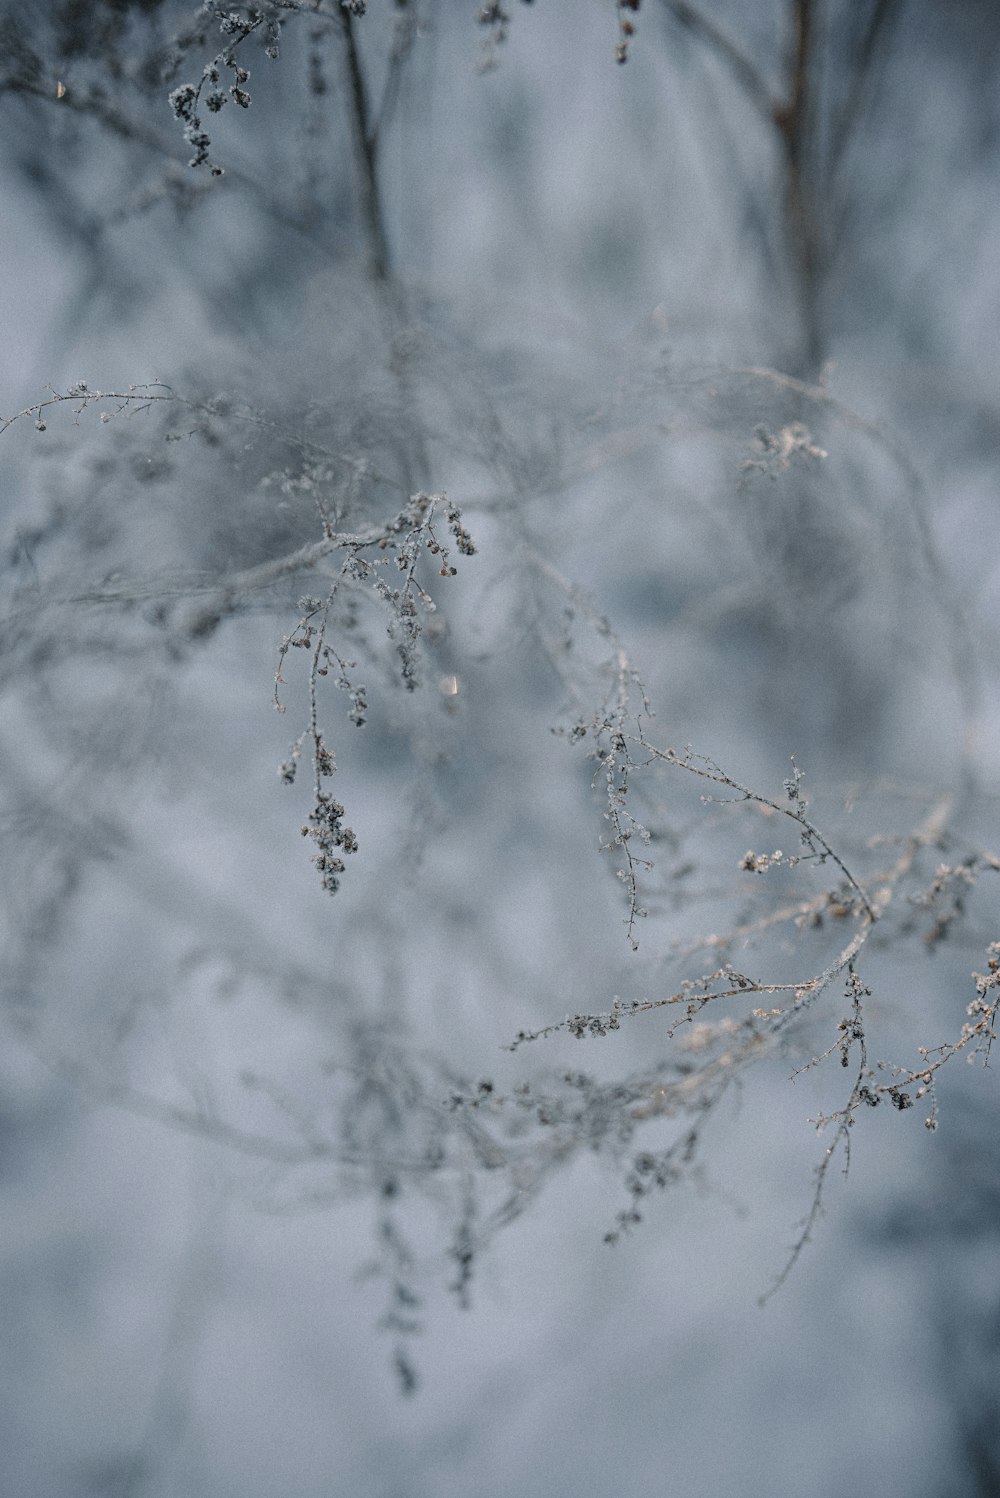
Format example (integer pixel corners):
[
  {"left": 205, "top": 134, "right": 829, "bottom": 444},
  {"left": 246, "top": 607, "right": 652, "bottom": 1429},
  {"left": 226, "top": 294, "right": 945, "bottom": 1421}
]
[
  {"left": 660, "top": 0, "right": 778, "bottom": 125},
  {"left": 374, "top": 0, "right": 419, "bottom": 143},
  {"left": 774, "top": 0, "right": 822, "bottom": 374},
  {"left": 644, "top": 745, "right": 878, "bottom": 921},
  {"left": 731, "top": 364, "right": 983, "bottom": 801},
  {"left": 827, "top": 0, "right": 901, "bottom": 179},
  {"left": 337, "top": 7, "right": 391, "bottom": 282},
  {"left": 2, "top": 73, "right": 345, "bottom": 257}
]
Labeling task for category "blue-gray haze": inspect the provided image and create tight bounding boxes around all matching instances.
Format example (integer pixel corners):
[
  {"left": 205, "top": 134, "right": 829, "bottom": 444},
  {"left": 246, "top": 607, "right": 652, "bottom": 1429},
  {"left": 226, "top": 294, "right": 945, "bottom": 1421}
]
[{"left": 0, "top": 3, "right": 997, "bottom": 1495}]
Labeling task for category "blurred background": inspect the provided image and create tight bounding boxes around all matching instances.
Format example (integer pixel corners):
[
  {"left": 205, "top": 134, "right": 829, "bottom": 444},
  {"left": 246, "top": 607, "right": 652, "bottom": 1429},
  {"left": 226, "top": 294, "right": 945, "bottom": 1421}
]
[{"left": 1, "top": 2, "right": 998, "bottom": 1494}]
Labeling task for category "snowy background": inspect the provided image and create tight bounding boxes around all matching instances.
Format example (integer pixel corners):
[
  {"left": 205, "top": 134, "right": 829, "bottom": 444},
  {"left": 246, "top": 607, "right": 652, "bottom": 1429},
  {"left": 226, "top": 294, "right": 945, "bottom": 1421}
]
[{"left": 1, "top": 3, "right": 998, "bottom": 1494}]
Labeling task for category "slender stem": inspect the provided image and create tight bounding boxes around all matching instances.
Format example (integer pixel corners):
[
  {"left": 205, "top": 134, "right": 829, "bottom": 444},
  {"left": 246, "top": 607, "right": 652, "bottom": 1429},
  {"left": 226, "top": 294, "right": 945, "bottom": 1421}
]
[
  {"left": 338, "top": 8, "right": 391, "bottom": 283},
  {"left": 774, "top": 0, "right": 823, "bottom": 376},
  {"left": 828, "top": 0, "right": 900, "bottom": 179},
  {"left": 663, "top": 0, "right": 825, "bottom": 374},
  {"left": 336, "top": 10, "right": 431, "bottom": 489},
  {"left": 644, "top": 743, "right": 877, "bottom": 921},
  {"left": 660, "top": 1, "right": 778, "bottom": 125}
]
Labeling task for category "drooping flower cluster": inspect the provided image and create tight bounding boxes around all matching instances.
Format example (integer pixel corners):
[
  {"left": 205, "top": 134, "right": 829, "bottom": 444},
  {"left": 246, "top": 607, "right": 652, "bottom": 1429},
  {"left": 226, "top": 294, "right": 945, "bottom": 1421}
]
[{"left": 274, "top": 492, "right": 476, "bottom": 895}]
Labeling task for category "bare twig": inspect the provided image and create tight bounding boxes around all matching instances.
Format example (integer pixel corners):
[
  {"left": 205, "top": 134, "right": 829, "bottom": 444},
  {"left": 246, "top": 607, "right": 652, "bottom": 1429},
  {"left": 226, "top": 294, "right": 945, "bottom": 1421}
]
[{"left": 660, "top": 1, "right": 778, "bottom": 124}]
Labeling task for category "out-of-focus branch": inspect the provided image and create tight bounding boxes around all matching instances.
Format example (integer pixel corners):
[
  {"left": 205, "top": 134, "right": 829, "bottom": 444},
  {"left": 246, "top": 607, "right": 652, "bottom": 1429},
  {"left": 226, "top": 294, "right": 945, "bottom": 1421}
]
[
  {"left": 772, "top": 0, "right": 821, "bottom": 374},
  {"left": 660, "top": 0, "right": 778, "bottom": 124},
  {"left": 828, "top": 0, "right": 901, "bottom": 178},
  {"left": 374, "top": 0, "right": 419, "bottom": 143},
  {"left": 335, "top": 7, "right": 430, "bottom": 489},
  {"left": 337, "top": 7, "right": 391, "bottom": 283}
]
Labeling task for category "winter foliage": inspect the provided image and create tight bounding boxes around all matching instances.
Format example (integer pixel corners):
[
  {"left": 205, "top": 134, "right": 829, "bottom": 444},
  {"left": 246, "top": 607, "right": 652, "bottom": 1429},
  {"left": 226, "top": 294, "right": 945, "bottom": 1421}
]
[{"left": 1, "top": 3, "right": 998, "bottom": 1494}]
